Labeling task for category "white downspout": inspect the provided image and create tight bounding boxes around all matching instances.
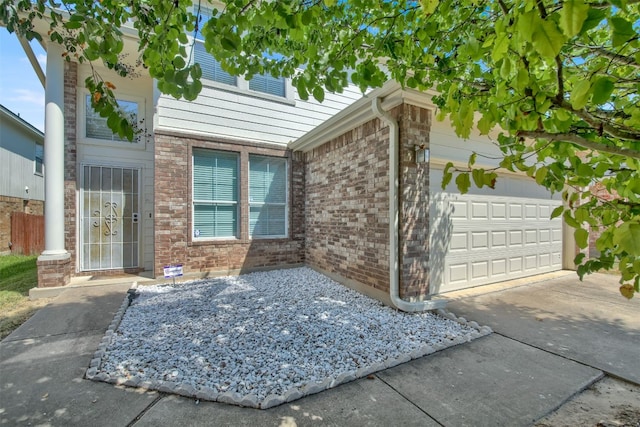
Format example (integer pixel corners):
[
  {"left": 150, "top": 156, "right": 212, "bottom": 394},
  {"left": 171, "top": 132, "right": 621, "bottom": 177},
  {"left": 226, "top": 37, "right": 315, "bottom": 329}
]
[{"left": 372, "top": 98, "right": 447, "bottom": 312}]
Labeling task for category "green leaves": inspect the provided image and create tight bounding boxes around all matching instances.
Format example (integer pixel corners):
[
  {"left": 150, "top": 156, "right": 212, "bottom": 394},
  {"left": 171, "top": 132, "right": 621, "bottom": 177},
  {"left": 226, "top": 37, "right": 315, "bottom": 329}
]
[
  {"left": 455, "top": 173, "right": 471, "bottom": 194},
  {"left": 559, "top": 0, "right": 590, "bottom": 37},
  {"left": 531, "top": 20, "right": 565, "bottom": 58},
  {"left": 570, "top": 80, "right": 592, "bottom": 110},
  {"left": 610, "top": 17, "right": 635, "bottom": 47},
  {"left": 613, "top": 222, "right": 640, "bottom": 256},
  {"left": 591, "top": 77, "right": 614, "bottom": 105}
]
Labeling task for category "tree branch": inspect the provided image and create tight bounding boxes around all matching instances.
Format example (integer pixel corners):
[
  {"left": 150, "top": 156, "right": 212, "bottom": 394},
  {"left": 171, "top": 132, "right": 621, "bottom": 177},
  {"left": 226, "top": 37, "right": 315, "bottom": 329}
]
[
  {"left": 574, "top": 44, "right": 640, "bottom": 69},
  {"left": 555, "top": 55, "right": 564, "bottom": 102},
  {"left": 554, "top": 99, "right": 640, "bottom": 142},
  {"left": 517, "top": 130, "right": 640, "bottom": 159},
  {"left": 497, "top": 0, "right": 510, "bottom": 15}
]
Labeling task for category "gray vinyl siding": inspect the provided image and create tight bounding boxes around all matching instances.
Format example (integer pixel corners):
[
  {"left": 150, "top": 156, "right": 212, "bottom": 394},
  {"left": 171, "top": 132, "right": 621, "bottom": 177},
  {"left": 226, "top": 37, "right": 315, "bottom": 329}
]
[
  {"left": 0, "top": 112, "right": 44, "bottom": 201},
  {"left": 155, "top": 81, "right": 364, "bottom": 146}
]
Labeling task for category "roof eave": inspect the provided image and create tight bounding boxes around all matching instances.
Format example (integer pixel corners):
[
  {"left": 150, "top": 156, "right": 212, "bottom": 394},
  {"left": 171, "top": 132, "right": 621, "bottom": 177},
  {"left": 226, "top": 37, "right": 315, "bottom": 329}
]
[{"left": 288, "top": 80, "right": 439, "bottom": 153}]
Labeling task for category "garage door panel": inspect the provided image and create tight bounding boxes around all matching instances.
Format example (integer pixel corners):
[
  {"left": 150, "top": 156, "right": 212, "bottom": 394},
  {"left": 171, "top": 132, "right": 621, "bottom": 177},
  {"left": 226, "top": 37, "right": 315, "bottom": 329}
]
[
  {"left": 492, "top": 259, "right": 507, "bottom": 275},
  {"left": 525, "top": 255, "right": 538, "bottom": 270},
  {"left": 492, "top": 231, "right": 507, "bottom": 247},
  {"left": 449, "top": 263, "right": 469, "bottom": 283},
  {"left": 451, "top": 201, "right": 468, "bottom": 219},
  {"left": 509, "top": 203, "right": 523, "bottom": 219},
  {"left": 450, "top": 232, "right": 468, "bottom": 251},
  {"left": 525, "top": 230, "right": 538, "bottom": 244},
  {"left": 472, "top": 202, "right": 489, "bottom": 219},
  {"left": 540, "top": 253, "right": 551, "bottom": 267},
  {"left": 509, "top": 230, "right": 523, "bottom": 246},
  {"left": 525, "top": 204, "right": 538, "bottom": 219},
  {"left": 471, "top": 231, "right": 488, "bottom": 249},
  {"left": 472, "top": 261, "right": 489, "bottom": 279},
  {"left": 492, "top": 202, "right": 507, "bottom": 219},
  {"left": 509, "top": 256, "right": 523, "bottom": 273},
  {"left": 540, "top": 229, "right": 550, "bottom": 243},
  {"left": 540, "top": 204, "right": 551, "bottom": 218}
]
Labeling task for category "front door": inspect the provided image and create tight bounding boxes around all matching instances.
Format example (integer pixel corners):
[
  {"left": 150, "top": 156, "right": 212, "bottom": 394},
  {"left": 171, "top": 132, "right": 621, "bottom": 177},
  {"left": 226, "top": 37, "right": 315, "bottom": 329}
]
[{"left": 81, "top": 165, "right": 140, "bottom": 271}]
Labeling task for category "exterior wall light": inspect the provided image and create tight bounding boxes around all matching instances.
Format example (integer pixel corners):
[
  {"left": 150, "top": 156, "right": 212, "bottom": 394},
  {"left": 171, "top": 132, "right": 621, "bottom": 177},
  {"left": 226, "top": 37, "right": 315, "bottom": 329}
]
[{"left": 415, "top": 144, "right": 429, "bottom": 164}]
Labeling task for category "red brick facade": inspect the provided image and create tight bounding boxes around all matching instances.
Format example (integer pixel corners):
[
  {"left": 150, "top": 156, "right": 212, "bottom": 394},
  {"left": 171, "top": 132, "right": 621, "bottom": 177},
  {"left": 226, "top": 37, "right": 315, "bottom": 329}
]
[
  {"left": 153, "top": 131, "right": 305, "bottom": 277},
  {"left": 304, "top": 104, "right": 433, "bottom": 299},
  {"left": 64, "top": 61, "right": 78, "bottom": 273},
  {"left": 304, "top": 117, "right": 391, "bottom": 293},
  {"left": 398, "top": 104, "right": 432, "bottom": 298},
  {"left": 37, "top": 255, "right": 71, "bottom": 287}
]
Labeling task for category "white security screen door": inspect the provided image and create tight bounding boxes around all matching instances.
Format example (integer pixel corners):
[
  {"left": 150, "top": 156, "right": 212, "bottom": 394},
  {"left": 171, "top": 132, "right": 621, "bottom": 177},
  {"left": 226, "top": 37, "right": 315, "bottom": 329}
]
[{"left": 81, "top": 166, "right": 140, "bottom": 270}]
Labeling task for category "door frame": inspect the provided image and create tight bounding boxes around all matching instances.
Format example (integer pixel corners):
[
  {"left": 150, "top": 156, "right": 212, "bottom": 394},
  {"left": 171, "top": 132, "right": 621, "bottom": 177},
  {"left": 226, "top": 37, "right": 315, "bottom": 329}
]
[{"left": 78, "top": 162, "right": 142, "bottom": 272}]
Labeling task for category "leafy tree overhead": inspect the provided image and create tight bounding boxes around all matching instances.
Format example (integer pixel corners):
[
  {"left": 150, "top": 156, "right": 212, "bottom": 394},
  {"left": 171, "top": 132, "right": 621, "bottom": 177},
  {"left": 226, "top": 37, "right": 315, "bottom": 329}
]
[{"left": 2, "top": 0, "right": 639, "bottom": 298}]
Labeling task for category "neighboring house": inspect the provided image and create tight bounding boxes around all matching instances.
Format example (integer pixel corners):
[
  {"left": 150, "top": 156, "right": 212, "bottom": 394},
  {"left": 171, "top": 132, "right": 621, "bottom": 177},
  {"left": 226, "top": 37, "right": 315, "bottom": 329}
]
[
  {"left": 0, "top": 104, "right": 44, "bottom": 254},
  {"left": 27, "top": 12, "right": 575, "bottom": 305}
]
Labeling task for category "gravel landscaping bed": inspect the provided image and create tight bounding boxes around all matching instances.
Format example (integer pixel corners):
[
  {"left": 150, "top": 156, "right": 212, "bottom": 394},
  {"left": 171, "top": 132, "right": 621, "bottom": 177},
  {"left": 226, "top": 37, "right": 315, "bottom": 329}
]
[{"left": 86, "top": 267, "right": 491, "bottom": 409}]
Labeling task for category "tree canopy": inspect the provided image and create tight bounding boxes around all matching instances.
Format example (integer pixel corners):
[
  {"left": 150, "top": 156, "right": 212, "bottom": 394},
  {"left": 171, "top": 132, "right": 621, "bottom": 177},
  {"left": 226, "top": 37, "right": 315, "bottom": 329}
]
[{"left": 2, "top": 0, "right": 639, "bottom": 298}]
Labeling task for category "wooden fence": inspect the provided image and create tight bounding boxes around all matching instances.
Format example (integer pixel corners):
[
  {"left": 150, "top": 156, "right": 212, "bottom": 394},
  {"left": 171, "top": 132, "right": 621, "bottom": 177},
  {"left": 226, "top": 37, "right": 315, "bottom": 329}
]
[{"left": 11, "top": 212, "right": 44, "bottom": 255}]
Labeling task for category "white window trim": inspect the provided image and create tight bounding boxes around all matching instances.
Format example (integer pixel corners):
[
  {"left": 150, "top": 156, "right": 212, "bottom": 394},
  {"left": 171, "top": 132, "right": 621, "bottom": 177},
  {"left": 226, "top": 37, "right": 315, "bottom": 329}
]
[
  {"left": 78, "top": 91, "right": 147, "bottom": 149},
  {"left": 192, "top": 150, "right": 240, "bottom": 241},
  {"left": 248, "top": 156, "right": 289, "bottom": 239}
]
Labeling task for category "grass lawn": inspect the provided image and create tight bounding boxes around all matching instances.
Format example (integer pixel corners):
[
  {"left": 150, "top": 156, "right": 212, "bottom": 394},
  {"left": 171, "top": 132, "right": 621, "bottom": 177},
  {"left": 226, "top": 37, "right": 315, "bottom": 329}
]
[{"left": 0, "top": 255, "right": 51, "bottom": 340}]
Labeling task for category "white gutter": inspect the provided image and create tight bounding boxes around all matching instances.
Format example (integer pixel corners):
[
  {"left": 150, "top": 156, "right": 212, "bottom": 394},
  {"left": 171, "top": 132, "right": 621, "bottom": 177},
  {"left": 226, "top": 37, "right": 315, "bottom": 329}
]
[{"left": 371, "top": 97, "right": 447, "bottom": 312}]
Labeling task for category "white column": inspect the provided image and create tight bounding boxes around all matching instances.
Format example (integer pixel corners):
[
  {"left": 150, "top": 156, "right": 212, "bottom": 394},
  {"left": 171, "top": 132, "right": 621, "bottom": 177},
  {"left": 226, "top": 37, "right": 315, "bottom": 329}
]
[{"left": 41, "top": 43, "right": 68, "bottom": 257}]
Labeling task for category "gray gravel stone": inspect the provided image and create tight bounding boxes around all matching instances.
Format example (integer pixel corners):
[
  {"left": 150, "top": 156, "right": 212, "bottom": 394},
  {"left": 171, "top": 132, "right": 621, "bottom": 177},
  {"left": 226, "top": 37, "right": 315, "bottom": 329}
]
[{"left": 89, "top": 267, "right": 489, "bottom": 409}]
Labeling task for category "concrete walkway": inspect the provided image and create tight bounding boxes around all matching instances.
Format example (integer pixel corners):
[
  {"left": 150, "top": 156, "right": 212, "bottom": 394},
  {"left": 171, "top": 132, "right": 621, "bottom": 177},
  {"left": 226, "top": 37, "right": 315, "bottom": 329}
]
[{"left": 1, "top": 272, "right": 638, "bottom": 426}]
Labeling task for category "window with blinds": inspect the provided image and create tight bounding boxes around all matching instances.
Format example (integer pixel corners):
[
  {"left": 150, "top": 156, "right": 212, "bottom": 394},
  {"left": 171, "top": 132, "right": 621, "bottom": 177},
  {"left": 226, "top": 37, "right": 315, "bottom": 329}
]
[
  {"left": 193, "top": 150, "right": 239, "bottom": 239},
  {"left": 249, "top": 73, "right": 286, "bottom": 98},
  {"left": 193, "top": 41, "right": 237, "bottom": 86},
  {"left": 249, "top": 155, "right": 287, "bottom": 237},
  {"left": 85, "top": 95, "right": 139, "bottom": 142}
]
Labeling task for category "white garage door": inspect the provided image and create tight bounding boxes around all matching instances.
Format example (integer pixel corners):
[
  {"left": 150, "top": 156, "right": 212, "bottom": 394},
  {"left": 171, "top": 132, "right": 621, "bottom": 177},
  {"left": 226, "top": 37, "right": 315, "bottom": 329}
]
[{"left": 430, "top": 170, "right": 563, "bottom": 293}]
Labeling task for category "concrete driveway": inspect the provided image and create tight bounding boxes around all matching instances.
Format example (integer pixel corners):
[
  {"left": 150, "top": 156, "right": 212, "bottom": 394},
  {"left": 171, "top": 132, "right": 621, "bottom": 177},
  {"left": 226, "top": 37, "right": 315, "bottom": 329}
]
[{"left": 1, "top": 271, "right": 637, "bottom": 426}]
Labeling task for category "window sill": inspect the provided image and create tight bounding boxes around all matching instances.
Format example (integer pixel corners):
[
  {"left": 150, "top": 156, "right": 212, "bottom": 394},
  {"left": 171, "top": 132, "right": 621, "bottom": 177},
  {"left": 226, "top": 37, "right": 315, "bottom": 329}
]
[
  {"left": 79, "top": 137, "right": 147, "bottom": 150},
  {"left": 189, "top": 236, "right": 293, "bottom": 246},
  {"left": 201, "top": 79, "right": 296, "bottom": 107}
]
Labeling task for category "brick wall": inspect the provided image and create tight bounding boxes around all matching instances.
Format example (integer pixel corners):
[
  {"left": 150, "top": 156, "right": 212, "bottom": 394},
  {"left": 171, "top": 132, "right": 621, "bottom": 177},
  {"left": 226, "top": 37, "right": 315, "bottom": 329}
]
[
  {"left": 0, "top": 195, "right": 44, "bottom": 254},
  {"left": 64, "top": 61, "right": 78, "bottom": 272},
  {"left": 398, "top": 104, "right": 432, "bottom": 298},
  {"left": 304, "top": 117, "right": 391, "bottom": 293},
  {"left": 303, "top": 103, "right": 433, "bottom": 300},
  {"left": 154, "top": 131, "right": 304, "bottom": 277}
]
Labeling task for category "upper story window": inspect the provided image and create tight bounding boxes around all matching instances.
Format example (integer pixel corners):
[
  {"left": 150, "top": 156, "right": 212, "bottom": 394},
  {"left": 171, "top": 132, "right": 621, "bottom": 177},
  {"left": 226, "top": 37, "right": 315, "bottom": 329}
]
[
  {"left": 85, "top": 95, "right": 139, "bottom": 142},
  {"left": 192, "top": 149, "right": 239, "bottom": 239},
  {"left": 249, "top": 73, "right": 286, "bottom": 98},
  {"left": 190, "top": 7, "right": 288, "bottom": 100},
  {"left": 194, "top": 42, "right": 237, "bottom": 86},
  {"left": 34, "top": 143, "right": 43, "bottom": 176}
]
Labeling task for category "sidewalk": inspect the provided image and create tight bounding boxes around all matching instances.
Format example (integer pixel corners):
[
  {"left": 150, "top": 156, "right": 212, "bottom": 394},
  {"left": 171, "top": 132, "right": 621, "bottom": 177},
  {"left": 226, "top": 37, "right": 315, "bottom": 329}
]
[{"left": 1, "top": 272, "right": 637, "bottom": 426}]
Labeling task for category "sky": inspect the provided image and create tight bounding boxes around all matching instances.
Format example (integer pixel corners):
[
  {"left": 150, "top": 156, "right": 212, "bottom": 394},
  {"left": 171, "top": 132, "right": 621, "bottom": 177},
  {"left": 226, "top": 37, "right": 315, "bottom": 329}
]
[{"left": 0, "top": 30, "right": 46, "bottom": 131}]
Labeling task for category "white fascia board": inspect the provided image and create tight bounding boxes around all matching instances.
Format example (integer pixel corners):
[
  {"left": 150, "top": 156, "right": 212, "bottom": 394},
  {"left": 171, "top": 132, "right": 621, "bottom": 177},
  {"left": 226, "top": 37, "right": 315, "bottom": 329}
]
[{"left": 288, "top": 80, "right": 439, "bottom": 152}]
